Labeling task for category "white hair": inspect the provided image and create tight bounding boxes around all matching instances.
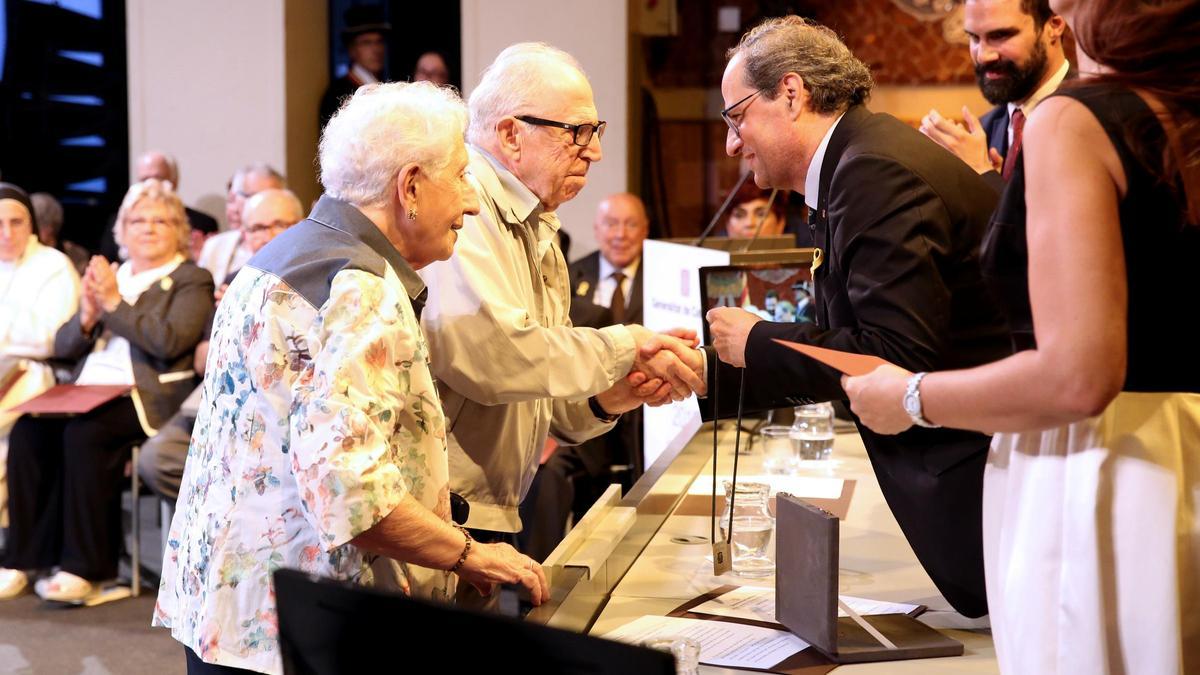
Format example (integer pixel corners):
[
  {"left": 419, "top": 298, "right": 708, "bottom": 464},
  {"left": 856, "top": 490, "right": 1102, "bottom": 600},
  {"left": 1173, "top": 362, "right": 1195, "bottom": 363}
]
[
  {"left": 319, "top": 81, "right": 468, "bottom": 207},
  {"left": 467, "top": 42, "right": 587, "bottom": 147}
]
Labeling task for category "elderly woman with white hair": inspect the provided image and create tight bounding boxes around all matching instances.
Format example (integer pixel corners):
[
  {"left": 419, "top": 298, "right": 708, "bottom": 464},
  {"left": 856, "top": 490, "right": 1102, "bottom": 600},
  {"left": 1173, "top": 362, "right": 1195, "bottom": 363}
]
[
  {"left": 0, "top": 178, "right": 214, "bottom": 603},
  {"left": 154, "top": 81, "right": 549, "bottom": 675}
]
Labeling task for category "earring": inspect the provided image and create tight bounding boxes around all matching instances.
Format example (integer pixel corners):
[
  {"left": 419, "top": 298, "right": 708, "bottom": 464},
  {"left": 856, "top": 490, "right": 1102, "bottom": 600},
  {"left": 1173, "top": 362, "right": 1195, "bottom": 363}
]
[{"left": 408, "top": 208, "right": 418, "bottom": 220}]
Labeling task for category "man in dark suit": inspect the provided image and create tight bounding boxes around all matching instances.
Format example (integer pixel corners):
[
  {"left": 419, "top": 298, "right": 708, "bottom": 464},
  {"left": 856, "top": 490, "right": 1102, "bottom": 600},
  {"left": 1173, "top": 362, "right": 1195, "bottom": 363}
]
[
  {"left": 518, "top": 193, "right": 649, "bottom": 561},
  {"left": 649, "top": 17, "right": 1010, "bottom": 618},
  {"left": 919, "top": 0, "right": 1069, "bottom": 192},
  {"left": 319, "top": 7, "right": 390, "bottom": 131}
]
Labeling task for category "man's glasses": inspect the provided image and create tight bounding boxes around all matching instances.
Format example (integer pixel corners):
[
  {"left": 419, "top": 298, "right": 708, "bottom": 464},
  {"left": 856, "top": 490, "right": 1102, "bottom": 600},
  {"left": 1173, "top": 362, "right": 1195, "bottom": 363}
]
[
  {"left": 516, "top": 115, "right": 607, "bottom": 147},
  {"left": 244, "top": 220, "right": 290, "bottom": 236},
  {"left": 721, "top": 90, "right": 763, "bottom": 138}
]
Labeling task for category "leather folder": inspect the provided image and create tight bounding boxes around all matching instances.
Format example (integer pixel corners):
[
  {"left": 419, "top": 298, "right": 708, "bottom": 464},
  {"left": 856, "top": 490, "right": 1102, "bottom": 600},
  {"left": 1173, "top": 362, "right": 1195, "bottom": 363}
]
[{"left": 775, "top": 492, "right": 964, "bottom": 664}]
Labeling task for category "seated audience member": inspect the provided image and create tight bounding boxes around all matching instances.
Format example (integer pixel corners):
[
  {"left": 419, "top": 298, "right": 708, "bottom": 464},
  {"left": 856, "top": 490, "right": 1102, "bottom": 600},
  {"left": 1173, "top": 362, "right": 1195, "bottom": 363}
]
[
  {"left": 196, "top": 163, "right": 285, "bottom": 290},
  {"left": 725, "top": 181, "right": 787, "bottom": 239},
  {"left": 138, "top": 188, "right": 304, "bottom": 503},
  {"left": 30, "top": 192, "right": 90, "bottom": 273},
  {"left": 0, "top": 179, "right": 214, "bottom": 603},
  {"left": 0, "top": 184, "right": 82, "bottom": 530},
  {"left": 519, "top": 193, "right": 650, "bottom": 561},
  {"left": 101, "top": 151, "right": 220, "bottom": 262},
  {"left": 157, "top": 82, "right": 545, "bottom": 674},
  {"left": 413, "top": 51, "right": 450, "bottom": 85}
]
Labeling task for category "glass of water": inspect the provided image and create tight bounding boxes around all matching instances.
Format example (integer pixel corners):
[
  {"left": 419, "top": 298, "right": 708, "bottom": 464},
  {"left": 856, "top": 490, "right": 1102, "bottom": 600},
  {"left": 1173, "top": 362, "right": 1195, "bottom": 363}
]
[
  {"left": 790, "top": 402, "right": 835, "bottom": 461},
  {"left": 758, "top": 425, "right": 796, "bottom": 475},
  {"left": 642, "top": 636, "right": 701, "bottom": 675},
  {"left": 720, "top": 481, "right": 775, "bottom": 577}
]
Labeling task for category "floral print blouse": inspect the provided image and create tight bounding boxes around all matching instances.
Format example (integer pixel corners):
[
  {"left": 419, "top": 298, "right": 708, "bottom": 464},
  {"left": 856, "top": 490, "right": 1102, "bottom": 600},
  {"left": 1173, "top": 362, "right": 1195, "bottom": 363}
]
[{"left": 154, "top": 197, "right": 451, "bottom": 674}]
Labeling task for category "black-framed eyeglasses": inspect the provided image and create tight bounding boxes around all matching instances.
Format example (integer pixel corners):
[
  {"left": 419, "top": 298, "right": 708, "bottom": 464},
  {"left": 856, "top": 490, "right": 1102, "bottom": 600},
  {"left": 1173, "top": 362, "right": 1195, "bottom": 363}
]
[
  {"left": 720, "top": 90, "right": 763, "bottom": 138},
  {"left": 515, "top": 115, "right": 607, "bottom": 146}
]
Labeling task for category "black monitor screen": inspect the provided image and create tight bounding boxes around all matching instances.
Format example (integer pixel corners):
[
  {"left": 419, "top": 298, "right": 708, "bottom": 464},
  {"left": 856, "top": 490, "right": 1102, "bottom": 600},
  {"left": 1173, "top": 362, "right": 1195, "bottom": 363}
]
[{"left": 699, "top": 262, "right": 815, "bottom": 344}]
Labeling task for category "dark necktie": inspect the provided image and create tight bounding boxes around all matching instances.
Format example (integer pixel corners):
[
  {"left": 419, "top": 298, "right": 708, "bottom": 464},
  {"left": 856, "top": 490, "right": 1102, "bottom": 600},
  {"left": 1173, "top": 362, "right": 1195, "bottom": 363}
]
[
  {"left": 1002, "top": 108, "right": 1026, "bottom": 180},
  {"left": 609, "top": 271, "right": 627, "bottom": 324}
]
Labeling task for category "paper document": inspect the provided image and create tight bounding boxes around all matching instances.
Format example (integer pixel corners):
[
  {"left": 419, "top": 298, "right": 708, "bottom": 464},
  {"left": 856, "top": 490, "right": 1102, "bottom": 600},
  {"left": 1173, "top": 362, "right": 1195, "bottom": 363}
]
[
  {"left": 603, "top": 615, "right": 808, "bottom": 670},
  {"left": 691, "top": 586, "right": 921, "bottom": 624},
  {"left": 771, "top": 339, "right": 894, "bottom": 377}
]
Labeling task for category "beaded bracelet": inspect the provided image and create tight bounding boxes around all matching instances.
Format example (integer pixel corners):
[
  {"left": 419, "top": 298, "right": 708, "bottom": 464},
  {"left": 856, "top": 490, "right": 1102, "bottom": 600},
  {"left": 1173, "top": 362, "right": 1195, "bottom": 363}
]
[{"left": 450, "top": 524, "right": 472, "bottom": 573}]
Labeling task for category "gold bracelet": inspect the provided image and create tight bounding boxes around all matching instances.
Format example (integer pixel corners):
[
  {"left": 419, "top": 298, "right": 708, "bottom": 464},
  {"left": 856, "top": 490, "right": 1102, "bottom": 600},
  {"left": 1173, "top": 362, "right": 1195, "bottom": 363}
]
[{"left": 450, "top": 524, "right": 472, "bottom": 573}]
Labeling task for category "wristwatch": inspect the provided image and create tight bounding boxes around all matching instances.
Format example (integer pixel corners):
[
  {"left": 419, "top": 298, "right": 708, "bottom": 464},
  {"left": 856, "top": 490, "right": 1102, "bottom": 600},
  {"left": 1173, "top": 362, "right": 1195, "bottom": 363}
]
[
  {"left": 902, "top": 372, "right": 941, "bottom": 428},
  {"left": 588, "top": 395, "right": 620, "bottom": 423}
]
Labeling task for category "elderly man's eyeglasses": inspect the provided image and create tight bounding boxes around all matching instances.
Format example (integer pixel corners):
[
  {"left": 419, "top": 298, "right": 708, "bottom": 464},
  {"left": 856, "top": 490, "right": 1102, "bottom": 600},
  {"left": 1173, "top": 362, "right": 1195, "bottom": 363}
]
[
  {"left": 516, "top": 115, "right": 607, "bottom": 147},
  {"left": 244, "top": 220, "right": 290, "bottom": 236},
  {"left": 721, "top": 90, "right": 763, "bottom": 138}
]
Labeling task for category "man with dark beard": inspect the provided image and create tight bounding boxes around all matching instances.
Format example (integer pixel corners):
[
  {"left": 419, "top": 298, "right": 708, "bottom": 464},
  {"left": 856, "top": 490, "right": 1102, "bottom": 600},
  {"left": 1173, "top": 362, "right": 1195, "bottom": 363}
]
[{"left": 918, "top": 0, "right": 1068, "bottom": 191}]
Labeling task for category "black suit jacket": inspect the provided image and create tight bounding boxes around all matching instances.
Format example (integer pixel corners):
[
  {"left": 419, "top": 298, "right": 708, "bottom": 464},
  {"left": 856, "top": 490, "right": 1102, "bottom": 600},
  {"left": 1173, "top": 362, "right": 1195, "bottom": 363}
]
[
  {"left": 701, "top": 105, "right": 1009, "bottom": 617},
  {"left": 319, "top": 75, "right": 361, "bottom": 132},
  {"left": 568, "top": 251, "right": 644, "bottom": 474},
  {"left": 978, "top": 104, "right": 1011, "bottom": 193}
]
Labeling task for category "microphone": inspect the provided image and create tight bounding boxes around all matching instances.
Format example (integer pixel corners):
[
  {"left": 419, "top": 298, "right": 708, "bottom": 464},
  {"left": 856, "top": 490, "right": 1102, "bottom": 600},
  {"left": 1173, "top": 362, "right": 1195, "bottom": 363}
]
[{"left": 693, "top": 170, "right": 753, "bottom": 248}]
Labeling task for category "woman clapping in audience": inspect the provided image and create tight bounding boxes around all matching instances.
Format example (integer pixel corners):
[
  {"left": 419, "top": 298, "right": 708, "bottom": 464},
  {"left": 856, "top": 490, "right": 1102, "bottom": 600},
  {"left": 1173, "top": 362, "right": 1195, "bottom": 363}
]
[{"left": 0, "top": 178, "right": 214, "bottom": 603}]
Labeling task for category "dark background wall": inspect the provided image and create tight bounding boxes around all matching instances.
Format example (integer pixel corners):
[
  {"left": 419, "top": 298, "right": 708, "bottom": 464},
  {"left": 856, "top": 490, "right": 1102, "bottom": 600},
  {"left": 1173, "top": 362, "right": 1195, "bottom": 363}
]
[
  {"left": 328, "top": 0, "right": 463, "bottom": 90},
  {"left": 0, "top": 0, "right": 128, "bottom": 251}
]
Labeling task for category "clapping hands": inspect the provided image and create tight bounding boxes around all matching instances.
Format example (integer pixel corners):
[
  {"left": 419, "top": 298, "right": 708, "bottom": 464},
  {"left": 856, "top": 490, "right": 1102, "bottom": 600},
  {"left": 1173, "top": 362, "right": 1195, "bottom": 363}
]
[{"left": 79, "top": 255, "right": 121, "bottom": 332}]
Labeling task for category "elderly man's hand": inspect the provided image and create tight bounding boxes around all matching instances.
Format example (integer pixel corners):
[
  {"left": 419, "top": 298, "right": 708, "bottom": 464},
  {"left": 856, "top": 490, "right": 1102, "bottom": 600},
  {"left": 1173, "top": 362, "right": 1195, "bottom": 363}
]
[
  {"left": 597, "top": 370, "right": 673, "bottom": 414},
  {"left": 631, "top": 333, "right": 707, "bottom": 399},
  {"left": 919, "top": 107, "right": 1002, "bottom": 175},
  {"left": 456, "top": 540, "right": 549, "bottom": 606},
  {"left": 841, "top": 364, "right": 915, "bottom": 435},
  {"left": 627, "top": 326, "right": 705, "bottom": 400},
  {"left": 706, "top": 307, "right": 763, "bottom": 368}
]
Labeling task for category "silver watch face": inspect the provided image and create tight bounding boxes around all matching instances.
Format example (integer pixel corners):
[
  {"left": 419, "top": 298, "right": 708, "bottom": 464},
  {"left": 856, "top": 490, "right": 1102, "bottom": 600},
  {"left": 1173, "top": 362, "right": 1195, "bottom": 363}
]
[{"left": 903, "top": 391, "right": 921, "bottom": 417}]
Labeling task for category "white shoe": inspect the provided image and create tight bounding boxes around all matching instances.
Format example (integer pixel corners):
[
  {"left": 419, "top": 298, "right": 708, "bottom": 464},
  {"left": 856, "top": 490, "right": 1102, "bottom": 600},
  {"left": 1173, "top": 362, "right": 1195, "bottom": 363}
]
[
  {"left": 0, "top": 568, "right": 28, "bottom": 599},
  {"left": 34, "top": 571, "right": 100, "bottom": 604}
]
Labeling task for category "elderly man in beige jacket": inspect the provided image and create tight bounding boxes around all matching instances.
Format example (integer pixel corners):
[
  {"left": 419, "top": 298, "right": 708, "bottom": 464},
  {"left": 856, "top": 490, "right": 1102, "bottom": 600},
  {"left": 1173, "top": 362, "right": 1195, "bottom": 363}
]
[{"left": 418, "top": 43, "right": 703, "bottom": 608}]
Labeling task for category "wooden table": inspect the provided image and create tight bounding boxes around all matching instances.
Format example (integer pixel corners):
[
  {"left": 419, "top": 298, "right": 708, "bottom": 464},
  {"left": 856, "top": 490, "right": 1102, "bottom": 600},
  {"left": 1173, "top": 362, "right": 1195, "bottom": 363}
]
[{"left": 583, "top": 425, "right": 998, "bottom": 674}]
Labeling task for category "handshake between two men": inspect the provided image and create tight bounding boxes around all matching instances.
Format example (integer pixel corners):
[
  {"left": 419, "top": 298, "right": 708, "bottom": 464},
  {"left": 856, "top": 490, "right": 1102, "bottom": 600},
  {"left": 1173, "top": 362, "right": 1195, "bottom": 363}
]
[
  {"left": 602, "top": 307, "right": 764, "bottom": 413},
  {"left": 591, "top": 325, "right": 707, "bottom": 415}
]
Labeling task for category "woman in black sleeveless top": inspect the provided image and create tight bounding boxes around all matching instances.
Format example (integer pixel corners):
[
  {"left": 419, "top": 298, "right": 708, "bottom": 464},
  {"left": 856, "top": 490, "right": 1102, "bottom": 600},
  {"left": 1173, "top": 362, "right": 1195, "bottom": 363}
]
[{"left": 843, "top": 1, "right": 1200, "bottom": 672}]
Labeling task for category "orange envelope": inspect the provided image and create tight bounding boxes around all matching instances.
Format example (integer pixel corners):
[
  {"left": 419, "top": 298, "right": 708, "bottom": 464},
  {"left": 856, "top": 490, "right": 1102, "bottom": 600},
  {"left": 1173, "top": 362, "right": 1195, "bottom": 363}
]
[{"left": 771, "top": 339, "right": 895, "bottom": 377}]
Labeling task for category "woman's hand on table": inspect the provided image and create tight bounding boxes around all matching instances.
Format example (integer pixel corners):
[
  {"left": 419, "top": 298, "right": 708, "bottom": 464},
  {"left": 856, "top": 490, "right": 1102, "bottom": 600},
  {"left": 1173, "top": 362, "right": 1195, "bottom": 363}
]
[{"left": 456, "top": 540, "right": 549, "bottom": 606}]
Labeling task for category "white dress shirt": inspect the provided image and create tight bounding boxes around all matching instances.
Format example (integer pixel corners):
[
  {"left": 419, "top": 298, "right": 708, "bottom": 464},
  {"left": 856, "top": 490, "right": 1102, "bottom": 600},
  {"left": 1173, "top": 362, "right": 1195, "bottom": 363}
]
[
  {"left": 803, "top": 112, "right": 848, "bottom": 211},
  {"left": 593, "top": 256, "right": 640, "bottom": 310},
  {"left": 1007, "top": 59, "right": 1071, "bottom": 147}
]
